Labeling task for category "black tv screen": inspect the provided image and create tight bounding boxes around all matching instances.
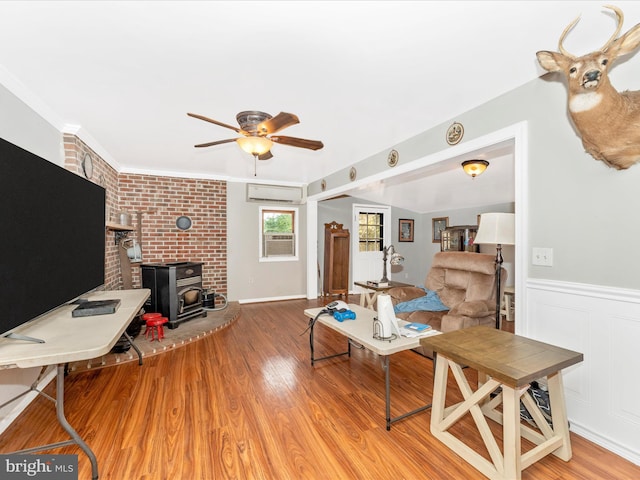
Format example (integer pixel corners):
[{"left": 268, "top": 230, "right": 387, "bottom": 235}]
[{"left": 0, "top": 137, "right": 105, "bottom": 337}]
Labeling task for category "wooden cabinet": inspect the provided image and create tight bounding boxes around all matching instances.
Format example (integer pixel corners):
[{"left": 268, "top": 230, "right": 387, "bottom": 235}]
[{"left": 323, "top": 221, "right": 350, "bottom": 297}]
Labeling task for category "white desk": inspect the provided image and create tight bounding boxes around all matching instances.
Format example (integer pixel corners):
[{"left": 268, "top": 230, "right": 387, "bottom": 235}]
[
  {"left": 304, "top": 304, "right": 439, "bottom": 429},
  {"left": 0, "top": 289, "right": 150, "bottom": 480}
]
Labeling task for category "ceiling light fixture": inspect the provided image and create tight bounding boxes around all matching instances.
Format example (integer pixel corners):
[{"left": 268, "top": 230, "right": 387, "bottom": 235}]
[
  {"left": 236, "top": 136, "right": 273, "bottom": 156},
  {"left": 462, "top": 159, "right": 489, "bottom": 178}
]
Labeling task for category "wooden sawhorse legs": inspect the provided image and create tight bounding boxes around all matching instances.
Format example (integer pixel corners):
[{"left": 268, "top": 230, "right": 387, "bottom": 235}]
[{"left": 430, "top": 354, "right": 572, "bottom": 480}]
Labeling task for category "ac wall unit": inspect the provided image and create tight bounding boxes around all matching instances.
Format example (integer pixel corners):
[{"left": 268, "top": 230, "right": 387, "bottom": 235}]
[
  {"left": 247, "top": 183, "right": 304, "bottom": 204},
  {"left": 263, "top": 233, "right": 295, "bottom": 257}
]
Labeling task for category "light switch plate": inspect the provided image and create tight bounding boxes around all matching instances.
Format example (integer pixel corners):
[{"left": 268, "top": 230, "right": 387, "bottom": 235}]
[{"left": 532, "top": 247, "right": 553, "bottom": 266}]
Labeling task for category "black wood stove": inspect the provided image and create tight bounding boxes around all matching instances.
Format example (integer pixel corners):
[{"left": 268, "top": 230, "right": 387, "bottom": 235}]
[{"left": 141, "top": 261, "right": 207, "bottom": 329}]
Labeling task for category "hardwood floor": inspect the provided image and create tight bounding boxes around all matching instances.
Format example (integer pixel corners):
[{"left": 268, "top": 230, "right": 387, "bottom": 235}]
[{"left": 1, "top": 297, "right": 638, "bottom": 479}]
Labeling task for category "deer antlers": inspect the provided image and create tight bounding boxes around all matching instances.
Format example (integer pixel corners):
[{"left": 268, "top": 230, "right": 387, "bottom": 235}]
[
  {"left": 536, "top": 5, "right": 640, "bottom": 170},
  {"left": 557, "top": 5, "right": 625, "bottom": 58}
]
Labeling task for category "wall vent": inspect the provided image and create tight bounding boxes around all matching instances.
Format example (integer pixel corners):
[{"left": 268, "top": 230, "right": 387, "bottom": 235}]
[
  {"left": 247, "top": 184, "right": 304, "bottom": 204},
  {"left": 263, "top": 233, "right": 295, "bottom": 257}
]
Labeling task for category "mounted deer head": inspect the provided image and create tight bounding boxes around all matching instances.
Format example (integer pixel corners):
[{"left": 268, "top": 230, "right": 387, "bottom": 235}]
[{"left": 536, "top": 5, "right": 640, "bottom": 170}]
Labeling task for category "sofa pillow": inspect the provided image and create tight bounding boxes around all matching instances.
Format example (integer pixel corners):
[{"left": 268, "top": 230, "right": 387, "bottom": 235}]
[{"left": 394, "top": 289, "right": 449, "bottom": 313}]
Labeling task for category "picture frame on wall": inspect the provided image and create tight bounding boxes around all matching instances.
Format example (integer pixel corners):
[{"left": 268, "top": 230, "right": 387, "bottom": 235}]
[
  {"left": 432, "top": 217, "right": 449, "bottom": 243},
  {"left": 399, "top": 218, "right": 414, "bottom": 242}
]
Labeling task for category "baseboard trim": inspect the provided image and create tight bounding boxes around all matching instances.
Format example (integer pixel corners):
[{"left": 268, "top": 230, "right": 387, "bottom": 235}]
[
  {"left": 238, "top": 294, "right": 307, "bottom": 305},
  {"left": 570, "top": 421, "right": 640, "bottom": 467}
]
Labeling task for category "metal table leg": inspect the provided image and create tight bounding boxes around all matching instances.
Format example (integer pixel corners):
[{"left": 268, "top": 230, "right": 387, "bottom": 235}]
[
  {"left": 123, "top": 331, "right": 143, "bottom": 365},
  {"left": 309, "top": 316, "right": 350, "bottom": 366},
  {"left": 9, "top": 365, "right": 99, "bottom": 479},
  {"left": 307, "top": 314, "right": 431, "bottom": 430},
  {"left": 383, "top": 355, "right": 432, "bottom": 430}
]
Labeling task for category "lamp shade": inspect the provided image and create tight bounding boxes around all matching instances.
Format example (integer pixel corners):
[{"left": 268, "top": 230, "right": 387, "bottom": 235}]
[
  {"left": 390, "top": 252, "right": 404, "bottom": 265},
  {"left": 474, "top": 212, "right": 515, "bottom": 245},
  {"left": 462, "top": 159, "right": 489, "bottom": 177},
  {"left": 236, "top": 136, "right": 273, "bottom": 156}
]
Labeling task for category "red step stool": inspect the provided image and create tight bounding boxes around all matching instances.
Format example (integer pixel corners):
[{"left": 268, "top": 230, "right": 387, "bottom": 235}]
[
  {"left": 143, "top": 313, "right": 167, "bottom": 341},
  {"left": 142, "top": 312, "right": 161, "bottom": 336}
]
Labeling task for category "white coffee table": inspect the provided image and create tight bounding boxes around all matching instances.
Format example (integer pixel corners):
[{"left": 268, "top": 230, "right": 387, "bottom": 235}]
[{"left": 304, "top": 303, "right": 439, "bottom": 430}]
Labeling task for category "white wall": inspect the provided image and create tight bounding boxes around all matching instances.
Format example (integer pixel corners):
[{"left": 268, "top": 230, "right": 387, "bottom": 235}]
[
  {"left": 227, "top": 181, "right": 307, "bottom": 302},
  {"left": 0, "top": 81, "right": 61, "bottom": 433},
  {"left": 527, "top": 280, "right": 640, "bottom": 465},
  {"left": 0, "top": 81, "right": 62, "bottom": 165}
]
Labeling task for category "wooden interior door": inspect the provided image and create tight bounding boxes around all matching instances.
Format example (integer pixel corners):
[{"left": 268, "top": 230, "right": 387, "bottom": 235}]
[
  {"left": 352, "top": 205, "right": 391, "bottom": 291},
  {"left": 323, "top": 221, "right": 350, "bottom": 297}
]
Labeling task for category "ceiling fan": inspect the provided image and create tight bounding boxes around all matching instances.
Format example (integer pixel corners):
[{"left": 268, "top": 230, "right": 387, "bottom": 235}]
[{"left": 187, "top": 110, "right": 323, "bottom": 174}]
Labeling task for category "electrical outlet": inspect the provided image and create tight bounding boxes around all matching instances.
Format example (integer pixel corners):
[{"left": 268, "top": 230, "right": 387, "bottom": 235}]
[{"left": 532, "top": 247, "right": 553, "bottom": 266}]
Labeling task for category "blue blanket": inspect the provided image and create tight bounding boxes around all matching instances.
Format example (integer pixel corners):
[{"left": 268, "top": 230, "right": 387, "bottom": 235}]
[{"left": 394, "top": 288, "right": 449, "bottom": 313}]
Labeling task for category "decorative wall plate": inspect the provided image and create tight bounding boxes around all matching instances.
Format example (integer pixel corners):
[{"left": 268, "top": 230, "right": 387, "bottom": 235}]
[
  {"left": 387, "top": 149, "right": 399, "bottom": 167},
  {"left": 321, "top": 179, "right": 326, "bottom": 191},
  {"left": 446, "top": 122, "right": 464, "bottom": 145},
  {"left": 349, "top": 167, "right": 357, "bottom": 181},
  {"left": 82, "top": 152, "right": 93, "bottom": 179},
  {"left": 176, "top": 215, "right": 192, "bottom": 230}
]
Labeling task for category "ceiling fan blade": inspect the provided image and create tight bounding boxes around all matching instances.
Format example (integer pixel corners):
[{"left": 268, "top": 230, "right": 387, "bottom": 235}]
[
  {"left": 194, "top": 138, "right": 237, "bottom": 148},
  {"left": 187, "top": 113, "right": 246, "bottom": 134},
  {"left": 258, "top": 151, "right": 273, "bottom": 161},
  {"left": 270, "top": 135, "right": 324, "bottom": 151},
  {"left": 257, "top": 112, "right": 299, "bottom": 134}
]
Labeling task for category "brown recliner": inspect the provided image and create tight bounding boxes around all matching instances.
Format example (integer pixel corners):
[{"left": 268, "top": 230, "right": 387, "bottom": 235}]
[{"left": 387, "top": 251, "right": 505, "bottom": 358}]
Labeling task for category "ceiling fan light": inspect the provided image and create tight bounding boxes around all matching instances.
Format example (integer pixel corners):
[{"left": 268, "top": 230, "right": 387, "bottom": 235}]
[
  {"left": 462, "top": 159, "right": 489, "bottom": 178},
  {"left": 237, "top": 136, "right": 273, "bottom": 156}
]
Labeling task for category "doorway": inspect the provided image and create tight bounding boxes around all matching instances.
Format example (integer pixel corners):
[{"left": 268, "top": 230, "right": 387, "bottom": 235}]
[
  {"left": 307, "top": 122, "right": 527, "bottom": 335},
  {"left": 351, "top": 204, "right": 391, "bottom": 291}
]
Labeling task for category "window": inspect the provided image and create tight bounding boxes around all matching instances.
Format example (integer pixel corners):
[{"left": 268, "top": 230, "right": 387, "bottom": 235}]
[
  {"left": 358, "top": 212, "right": 383, "bottom": 252},
  {"left": 263, "top": 209, "right": 294, "bottom": 234},
  {"left": 259, "top": 207, "right": 298, "bottom": 261}
]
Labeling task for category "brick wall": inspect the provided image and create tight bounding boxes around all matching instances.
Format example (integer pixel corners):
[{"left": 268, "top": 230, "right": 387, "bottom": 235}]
[
  {"left": 63, "top": 134, "right": 227, "bottom": 295},
  {"left": 63, "top": 134, "right": 121, "bottom": 290},
  {"left": 118, "top": 174, "right": 227, "bottom": 294}
]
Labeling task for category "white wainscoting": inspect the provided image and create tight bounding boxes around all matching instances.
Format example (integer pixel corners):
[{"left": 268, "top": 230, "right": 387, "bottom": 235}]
[{"left": 526, "top": 279, "right": 640, "bottom": 466}]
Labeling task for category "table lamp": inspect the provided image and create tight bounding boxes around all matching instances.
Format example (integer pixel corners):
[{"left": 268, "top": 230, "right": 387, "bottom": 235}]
[{"left": 380, "top": 245, "right": 404, "bottom": 284}]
